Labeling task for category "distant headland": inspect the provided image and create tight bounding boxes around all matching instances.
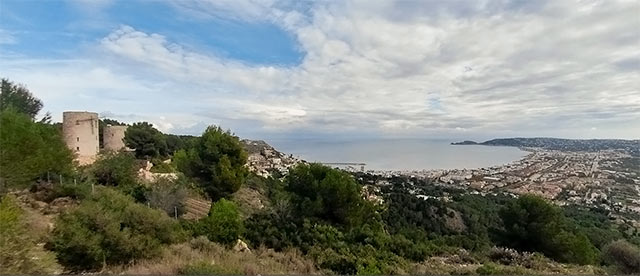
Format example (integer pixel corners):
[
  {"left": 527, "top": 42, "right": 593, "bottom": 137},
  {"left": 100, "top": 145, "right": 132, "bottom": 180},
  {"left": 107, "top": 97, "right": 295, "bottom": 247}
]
[{"left": 452, "top": 137, "right": 639, "bottom": 155}]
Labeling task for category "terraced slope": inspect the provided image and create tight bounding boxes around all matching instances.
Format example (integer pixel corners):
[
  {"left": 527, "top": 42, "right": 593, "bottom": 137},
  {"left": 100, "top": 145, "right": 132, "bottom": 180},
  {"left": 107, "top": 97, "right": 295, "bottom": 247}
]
[{"left": 182, "top": 197, "right": 211, "bottom": 220}]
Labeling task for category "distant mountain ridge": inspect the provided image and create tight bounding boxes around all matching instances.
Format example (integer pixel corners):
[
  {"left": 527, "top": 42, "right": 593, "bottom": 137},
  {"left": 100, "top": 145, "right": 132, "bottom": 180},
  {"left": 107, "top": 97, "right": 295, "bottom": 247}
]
[{"left": 453, "top": 137, "right": 640, "bottom": 155}]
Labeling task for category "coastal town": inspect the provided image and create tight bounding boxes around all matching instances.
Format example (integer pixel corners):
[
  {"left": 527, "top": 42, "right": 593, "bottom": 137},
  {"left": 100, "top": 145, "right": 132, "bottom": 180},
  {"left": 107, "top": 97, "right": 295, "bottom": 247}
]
[
  {"left": 244, "top": 138, "right": 640, "bottom": 224},
  {"left": 370, "top": 148, "right": 639, "bottom": 214}
]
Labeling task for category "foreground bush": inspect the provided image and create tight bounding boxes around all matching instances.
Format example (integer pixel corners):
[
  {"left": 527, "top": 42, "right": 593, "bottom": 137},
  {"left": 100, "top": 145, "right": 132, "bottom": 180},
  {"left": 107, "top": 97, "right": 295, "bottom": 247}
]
[
  {"left": 196, "top": 198, "right": 243, "bottom": 245},
  {"left": 91, "top": 152, "right": 148, "bottom": 201},
  {"left": 499, "top": 194, "right": 598, "bottom": 265},
  {"left": 91, "top": 151, "right": 138, "bottom": 187},
  {"left": 47, "top": 187, "right": 185, "bottom": 271},
  {"left": 602, "top": 239, "right": 640, "bottom": 274},
  {"left": 0, "top": 195, "right": 61, "bottom": 274}
]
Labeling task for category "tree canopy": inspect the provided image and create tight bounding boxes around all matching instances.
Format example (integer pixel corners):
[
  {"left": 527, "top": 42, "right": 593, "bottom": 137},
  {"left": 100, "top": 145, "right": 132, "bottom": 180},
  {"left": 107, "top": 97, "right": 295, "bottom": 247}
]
[
  {"left": 285, "top": 163, "right": 377, "bottom": 228},
  {"left": 124, "top": 122, "right": 168, "bottom": 159},
  {"left": 499, "top": 194, "right": 598, "bottom": 264},
  {"left": 174, "top": 126, "right": 247, "bottom": 200},
  {"left": 0, "top": 109, "right": 74, "bottom": 193},
  {"left": 0, "top": 79, "right": 43, "bottom": 120}
]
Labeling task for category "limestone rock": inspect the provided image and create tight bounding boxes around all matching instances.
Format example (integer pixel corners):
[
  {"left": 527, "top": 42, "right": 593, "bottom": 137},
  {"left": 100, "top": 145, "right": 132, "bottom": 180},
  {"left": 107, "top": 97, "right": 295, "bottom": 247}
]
[{"left": 233, "top": 239, "right": 250, "bottom": 252}]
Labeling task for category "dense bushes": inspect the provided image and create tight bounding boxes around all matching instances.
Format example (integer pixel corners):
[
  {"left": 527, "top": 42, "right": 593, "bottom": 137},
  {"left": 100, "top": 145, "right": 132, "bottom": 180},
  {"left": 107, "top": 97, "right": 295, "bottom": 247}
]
[
  {"left": 196, "top": 199, "right": 244, "bottom": 245},
  {"left": 286, "top": 163, "right": 379, "bottom": 228},
  {"left": 245, "top": 164, "right": 411, "bottom": 274},
  {"left": 47, "top": 187, "right": 185, "bottom": 270},
  {"left": 602, "top": 240, "right": 640, "bottom": 274},
  {"left": 499, "top": 194, "right": 598, "bottom": 265},
  {"left": 244, "top": 167, "right": 612, "bottom": 273},
  {"left": 92, "top": 151, "right": 138, "bottom": 187},
  {"left": 90, "top": 151, "right": 149, "bottom": 201}
]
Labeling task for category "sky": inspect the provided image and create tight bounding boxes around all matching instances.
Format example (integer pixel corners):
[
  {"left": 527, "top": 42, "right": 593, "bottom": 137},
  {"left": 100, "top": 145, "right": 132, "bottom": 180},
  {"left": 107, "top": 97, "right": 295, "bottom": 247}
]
[{"left": 1, "top": 0, "right": 639, "bottom": 140}]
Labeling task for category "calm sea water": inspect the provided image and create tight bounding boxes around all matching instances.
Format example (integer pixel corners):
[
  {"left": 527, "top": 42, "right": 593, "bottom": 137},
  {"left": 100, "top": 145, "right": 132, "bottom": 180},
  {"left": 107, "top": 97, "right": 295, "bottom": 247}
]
[{"left": 268, "top": 138, "right": 528, "bottom": 171}]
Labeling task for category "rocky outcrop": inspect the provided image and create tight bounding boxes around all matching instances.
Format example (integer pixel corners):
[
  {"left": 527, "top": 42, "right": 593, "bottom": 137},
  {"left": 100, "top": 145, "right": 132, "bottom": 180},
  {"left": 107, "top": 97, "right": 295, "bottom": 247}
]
[
  {"left": 233, "top": 239, "right": 250, "bottom": 252},
  {"left": 242, "top": 139, "right": 301, "bottom": 177}
]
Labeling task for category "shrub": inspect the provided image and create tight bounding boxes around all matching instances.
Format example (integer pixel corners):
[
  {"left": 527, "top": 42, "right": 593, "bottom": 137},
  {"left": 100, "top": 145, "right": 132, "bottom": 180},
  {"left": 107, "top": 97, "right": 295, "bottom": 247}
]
[
  {"left": 46, "top": 181, "right": 92, "bottom": 201},
  {"left": 91, "top": 152, "right": 147, "bottom": 200},
  {"left": 198, "top": 198, "right": 243, "bottom": 245},
  {"left": 499, "top": 194, "right": 598, "bottom": 264},
  {"left": 0, "top": 195, "right": 61, "bottom": 274},
  {"left": 602, "top": 239, "right": 640, "bottom": 274},
  {"left": 146, "top": 176, "right": 188, "bottom": 217},
  {"left": 47, "top": 187, "right": 185, "bottom": 271},
  {"left": 150, "top": 161, "right": 175, "bottom": 173},
  {"left": 244, "top": 209, "right": 299, "bottom": 250},
  {"left": 91, "top": 151, "right": 138, "bottom": 187},
  {"left": 308, "top": 244, "right": 407, "bottom": 275}
]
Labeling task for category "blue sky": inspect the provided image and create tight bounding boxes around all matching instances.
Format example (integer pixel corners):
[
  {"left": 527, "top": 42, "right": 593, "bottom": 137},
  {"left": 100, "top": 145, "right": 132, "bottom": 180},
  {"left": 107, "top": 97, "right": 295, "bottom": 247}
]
[
  {"left": 1, "top": 1, "right": 302, "bottom": 64},
  {"left": 1, "top": 0, "right": 639, "bottom": 140}
]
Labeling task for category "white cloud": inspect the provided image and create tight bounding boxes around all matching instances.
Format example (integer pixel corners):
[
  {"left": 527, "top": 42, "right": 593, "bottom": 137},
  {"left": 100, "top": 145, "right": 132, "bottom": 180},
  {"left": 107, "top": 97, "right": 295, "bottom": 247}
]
[
  {"left": 0, "top": 29, "right": 17, "bottom": 45},
  {"left": 2, "top": 0, "right": 639, "bottom": 139}
]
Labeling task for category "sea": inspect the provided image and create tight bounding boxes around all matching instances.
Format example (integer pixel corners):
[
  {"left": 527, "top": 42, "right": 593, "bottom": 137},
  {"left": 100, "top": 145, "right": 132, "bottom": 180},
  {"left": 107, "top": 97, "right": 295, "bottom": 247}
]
[{"left": 267, "top": 138, "right": 528, "bottom": 171}]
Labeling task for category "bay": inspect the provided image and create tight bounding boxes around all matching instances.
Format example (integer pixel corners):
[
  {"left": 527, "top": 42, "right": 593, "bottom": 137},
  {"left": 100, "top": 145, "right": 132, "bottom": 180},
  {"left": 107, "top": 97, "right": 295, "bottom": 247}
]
[{"left": 267, "top": 138, "right": 528, "bottom": 171}]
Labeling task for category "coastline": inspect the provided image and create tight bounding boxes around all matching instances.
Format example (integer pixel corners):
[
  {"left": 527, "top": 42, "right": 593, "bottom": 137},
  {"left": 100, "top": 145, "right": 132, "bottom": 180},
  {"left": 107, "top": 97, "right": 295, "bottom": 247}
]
[
  {"left": 272, "top": 139, "right": 529, "bottom": 172},
  {"left": 366, "top": 146, "right": 537, "bottom": 177}
]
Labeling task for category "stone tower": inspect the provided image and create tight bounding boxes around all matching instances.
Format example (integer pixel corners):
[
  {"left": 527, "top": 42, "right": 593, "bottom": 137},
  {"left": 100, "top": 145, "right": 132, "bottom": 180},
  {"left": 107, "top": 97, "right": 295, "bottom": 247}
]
[
  {"left": 63, "top": 111, "right": 99, "bottom": 165},
  {"left": 103, "top": 125, "right": 128, "bottom": 151}
]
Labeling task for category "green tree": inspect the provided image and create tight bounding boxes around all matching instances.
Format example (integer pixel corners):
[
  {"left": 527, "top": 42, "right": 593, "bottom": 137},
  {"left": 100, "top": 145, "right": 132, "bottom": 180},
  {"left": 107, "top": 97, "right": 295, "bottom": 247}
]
[
  {"left": 0, "top": 109, "right": 74, "bottom": 192},
  {"left": 286, "top": 163, "right": 376, "bottom": 227},
  {"left": 165, "top": 134, "right": 186, "bottom": 155},
  {"left": 499, "top": 194, "right": 598, "bottom": 264},
  {"left": 90, "top": 151, "right": 149, "bottom": 202},
  {"left": 175, "top": 126, "right": 247, "bottom": 200},
  {"left": 47, "top": 187, "right": 185, "bottom": 271},
  {"left": 0, "top": 79, "right": 42, "bottom": 120},
  {"left": 198, "top": 198, "right": 243, "bottom": 245},
  {"left": 124, "top": 122, "right": 167, "bottom": 159},
  {"left": 91, "top": 151, "right": 139, "bottom": 188}
]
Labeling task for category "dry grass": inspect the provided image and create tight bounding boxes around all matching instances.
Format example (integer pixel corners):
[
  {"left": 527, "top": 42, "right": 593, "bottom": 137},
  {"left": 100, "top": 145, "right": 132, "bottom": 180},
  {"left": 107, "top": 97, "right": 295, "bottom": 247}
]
[{"left": 109, "top": 237, "right": 320, "bottom": 275}]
